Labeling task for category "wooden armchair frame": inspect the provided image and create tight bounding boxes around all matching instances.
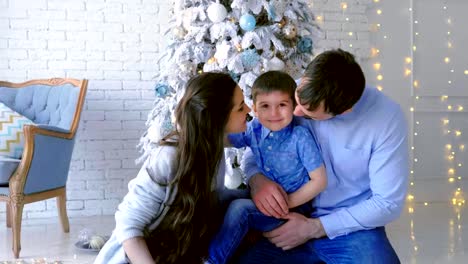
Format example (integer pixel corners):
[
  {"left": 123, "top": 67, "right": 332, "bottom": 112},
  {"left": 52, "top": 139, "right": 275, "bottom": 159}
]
[{"left": 0, "top": 78, "right": 88, "bottom": 258}]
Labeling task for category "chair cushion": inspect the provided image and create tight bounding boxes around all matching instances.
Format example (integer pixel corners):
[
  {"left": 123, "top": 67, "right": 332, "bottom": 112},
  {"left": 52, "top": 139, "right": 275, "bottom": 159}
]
[
  {"left": 0, "top": 102, "right": 35, "bottom": 159},
  {"left": 0, "top": 159, "right": 19, "bottom": 185}
]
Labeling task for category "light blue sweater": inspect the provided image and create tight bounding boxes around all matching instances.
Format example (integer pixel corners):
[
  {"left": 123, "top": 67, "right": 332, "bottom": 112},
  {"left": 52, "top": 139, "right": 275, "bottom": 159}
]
[
  {"left": 94, "top": 145, "right": 226, "bottom": 264},
  {"left": 244, "top": 87, "right": 409, "bottom": 239}
]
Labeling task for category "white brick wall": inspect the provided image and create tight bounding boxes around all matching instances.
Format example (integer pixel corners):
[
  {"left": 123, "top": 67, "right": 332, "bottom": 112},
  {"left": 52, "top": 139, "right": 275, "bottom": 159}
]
[{"left": 0, "top": 0, "right": 372, "bottom": 219}]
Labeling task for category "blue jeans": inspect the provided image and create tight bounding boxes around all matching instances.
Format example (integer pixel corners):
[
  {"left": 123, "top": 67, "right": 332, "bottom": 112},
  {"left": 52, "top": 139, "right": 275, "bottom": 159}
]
[
  {"left": 233, "top": 226, "right": 400, "bottom": 264},
  {"left": 208, "top": 198, "right": 312, "bottom": 264}
]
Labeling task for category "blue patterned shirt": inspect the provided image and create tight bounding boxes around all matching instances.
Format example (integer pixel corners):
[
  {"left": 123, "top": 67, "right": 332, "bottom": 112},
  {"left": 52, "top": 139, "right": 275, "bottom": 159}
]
[{"left": 228, "top": 119, "right": 322, "bottom": 193}]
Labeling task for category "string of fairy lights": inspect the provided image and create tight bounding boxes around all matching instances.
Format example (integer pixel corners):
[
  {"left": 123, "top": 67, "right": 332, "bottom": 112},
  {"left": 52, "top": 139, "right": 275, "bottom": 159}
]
[
  {"left": 438, "top": 1, "right": 466, "bottom": 252},
  {"left": 370, "top": 0, "right": 467, "bottom": 256},
  {"left": 413, "top": 0, "right": 467, "bottom": 255}
]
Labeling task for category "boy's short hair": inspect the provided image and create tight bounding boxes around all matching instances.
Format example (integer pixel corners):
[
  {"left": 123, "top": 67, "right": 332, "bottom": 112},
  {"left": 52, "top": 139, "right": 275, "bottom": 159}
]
[{"left": 252, "top": 71, "right": 297, "bottom": 104}]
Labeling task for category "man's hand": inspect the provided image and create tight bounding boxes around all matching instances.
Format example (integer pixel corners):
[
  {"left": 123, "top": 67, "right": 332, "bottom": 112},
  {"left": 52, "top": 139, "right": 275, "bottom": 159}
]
[
  {"left": 264, "top": 212, "right": 326, "bottom": 250},
  {"left": 249, "top": 174, "right": 289, "bottom": 218}
]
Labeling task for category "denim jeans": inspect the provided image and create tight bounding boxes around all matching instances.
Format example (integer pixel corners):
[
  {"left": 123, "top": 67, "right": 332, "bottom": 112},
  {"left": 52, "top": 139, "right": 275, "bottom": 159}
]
[
  {"left": 232, "top": 226, "right": 400, "bottom": 264},
  {"left": 207, "top": 198, "right": 312, "bottom": 264}
]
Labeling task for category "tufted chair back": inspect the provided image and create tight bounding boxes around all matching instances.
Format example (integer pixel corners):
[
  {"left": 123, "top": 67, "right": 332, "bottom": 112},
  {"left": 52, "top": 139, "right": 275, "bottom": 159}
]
[{"left": 0, "top": 84, "right": 80, "bottom": 131}]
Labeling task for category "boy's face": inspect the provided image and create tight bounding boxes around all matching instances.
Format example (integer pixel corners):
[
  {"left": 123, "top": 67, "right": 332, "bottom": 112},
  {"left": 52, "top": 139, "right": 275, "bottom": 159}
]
[{"left": 253, "top": 91, "right": 294, "bottom": 131}]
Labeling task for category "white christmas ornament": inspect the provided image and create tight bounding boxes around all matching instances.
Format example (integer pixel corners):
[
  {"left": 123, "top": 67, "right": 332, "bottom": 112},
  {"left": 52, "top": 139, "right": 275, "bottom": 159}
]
[
  {"left": 267, "top": 56, "right": 285, "bottom": 71},
  {"left": 207, "top": 2, "right": 228, "bottom": 23},
  {"left": 225, "top": 166, "right": 244, "bottom": 189}
]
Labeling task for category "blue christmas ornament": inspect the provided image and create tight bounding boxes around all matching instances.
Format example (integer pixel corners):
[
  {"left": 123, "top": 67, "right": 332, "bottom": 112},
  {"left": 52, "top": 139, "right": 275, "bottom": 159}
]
[
  {"left": 239, "top": 14, "right": 256, "bottom": 31},
  {"left": 298, "top": 37, "right": 313, "bottom": 54},
  {"left": 154, "top": 83, "right": 170, "bottom": 98},
  {"left": 241, "top": 49, "right": 260, "bottom": 69}
]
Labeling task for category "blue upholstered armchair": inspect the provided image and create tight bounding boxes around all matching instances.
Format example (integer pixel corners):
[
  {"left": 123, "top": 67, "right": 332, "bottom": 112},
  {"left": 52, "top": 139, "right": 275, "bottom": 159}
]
[{"left": 0, "top": 78, "right": 87, "bottom": 258}]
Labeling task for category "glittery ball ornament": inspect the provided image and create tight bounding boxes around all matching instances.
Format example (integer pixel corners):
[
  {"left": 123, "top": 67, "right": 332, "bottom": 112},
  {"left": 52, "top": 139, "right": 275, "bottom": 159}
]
[
  {"left": 241, "top": 49, "right": 261, "bottom": 69},
  {"left": 282, "top": 23, "right": 297, "bottom": 39},
  {"left": 207, "top": 2, "right": 227, "bottom": 23},
  {"left": 298, "top": 37, "right": 313, "bottom": 53},
  {"left": 172, "top": 26, "right": 187, "bottom": 40},
  {"left": 239, "top": 14, "right": 256, "bottom": 31},
  {"left": 154, "top": 83, "right": 170, "bottom": 98},
  {"left": 179, "top": 60, "right": 196, "bottom": 74}
]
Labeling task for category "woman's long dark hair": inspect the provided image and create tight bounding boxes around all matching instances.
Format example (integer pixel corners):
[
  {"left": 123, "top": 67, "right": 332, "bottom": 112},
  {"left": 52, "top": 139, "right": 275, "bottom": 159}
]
[{"left": 146, "top": 72, "right": 238, "bottom": 263}]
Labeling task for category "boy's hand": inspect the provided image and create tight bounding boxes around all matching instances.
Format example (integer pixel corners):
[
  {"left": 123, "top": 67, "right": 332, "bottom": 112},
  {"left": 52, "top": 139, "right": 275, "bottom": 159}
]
[{"left": 249, "top": 174, "right": 289, "bottom": 218}]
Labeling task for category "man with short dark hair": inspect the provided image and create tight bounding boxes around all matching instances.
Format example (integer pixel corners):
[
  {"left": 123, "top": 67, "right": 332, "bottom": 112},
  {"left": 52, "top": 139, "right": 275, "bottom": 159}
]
[{"left": 238, "top": 49, "right": 408, "bottom": 263}]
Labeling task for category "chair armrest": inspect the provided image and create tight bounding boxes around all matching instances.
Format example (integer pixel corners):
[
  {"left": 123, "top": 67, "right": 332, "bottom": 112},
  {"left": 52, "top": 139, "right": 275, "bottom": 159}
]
[
  {"left": 28, "top": 124, "right": 74, "bottom": 139},
  {"left": 36, "top": 124, "right": 71, "bottom": 134}
]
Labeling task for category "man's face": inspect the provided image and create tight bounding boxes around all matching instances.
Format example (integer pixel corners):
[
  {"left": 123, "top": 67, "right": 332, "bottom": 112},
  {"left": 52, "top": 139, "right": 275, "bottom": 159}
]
[{"left": 293, "top": 83, "right": 334, "bottom": 120}]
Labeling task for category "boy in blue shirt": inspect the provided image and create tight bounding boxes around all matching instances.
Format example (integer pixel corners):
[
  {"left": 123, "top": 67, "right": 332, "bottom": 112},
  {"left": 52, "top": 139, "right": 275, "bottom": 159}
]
[{"left": 206, "top": 71, "right": 327, "bottom": 264}]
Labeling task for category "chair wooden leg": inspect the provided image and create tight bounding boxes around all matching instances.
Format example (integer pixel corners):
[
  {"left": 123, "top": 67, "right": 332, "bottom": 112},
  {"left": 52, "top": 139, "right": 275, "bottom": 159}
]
[
  {"left": 57, "top": 190, "right": 70, "bottom": 233},
  {"left": 11, "top": 201, "right": 24, "bottom": 258},
  {"left": 6, "top": 202, "right": 11, "bottom": 228}
]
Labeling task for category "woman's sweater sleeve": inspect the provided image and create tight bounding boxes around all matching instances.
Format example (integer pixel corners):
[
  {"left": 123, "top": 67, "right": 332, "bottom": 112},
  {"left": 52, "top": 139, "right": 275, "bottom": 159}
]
[{"left": 114, "top": 146, "right": 176, "bottom": 244}]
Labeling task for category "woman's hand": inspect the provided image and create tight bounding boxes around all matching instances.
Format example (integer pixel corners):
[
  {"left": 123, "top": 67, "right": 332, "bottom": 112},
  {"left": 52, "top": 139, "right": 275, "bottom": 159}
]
[{"left": 249, "top": 174, "right": 289, "bottom": 218}]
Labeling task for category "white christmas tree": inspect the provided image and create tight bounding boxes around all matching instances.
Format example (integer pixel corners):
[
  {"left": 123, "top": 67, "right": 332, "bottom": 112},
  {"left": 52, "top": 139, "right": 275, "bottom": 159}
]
[{"left": 139, "top": 0, "right": 320, "bottom": 187}]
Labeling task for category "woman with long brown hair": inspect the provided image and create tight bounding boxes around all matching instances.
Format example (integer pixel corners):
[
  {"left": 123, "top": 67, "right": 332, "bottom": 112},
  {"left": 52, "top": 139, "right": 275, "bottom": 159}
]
[{"left": 95, "top": 72, "right": 251, "bottom": 264}]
